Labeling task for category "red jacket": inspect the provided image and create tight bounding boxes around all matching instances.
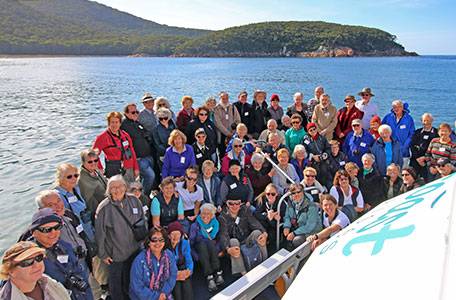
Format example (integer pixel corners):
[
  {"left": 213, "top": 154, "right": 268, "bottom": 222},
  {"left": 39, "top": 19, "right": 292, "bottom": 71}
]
[
  {"left": 93, "top": 129, "right": 139, "bottom": 171},
  {"left": 176, "top": 108, "right": 195, "bottom": 132},
  {"left": 335, "top": 107, "right": 364, "bottom": 142}
]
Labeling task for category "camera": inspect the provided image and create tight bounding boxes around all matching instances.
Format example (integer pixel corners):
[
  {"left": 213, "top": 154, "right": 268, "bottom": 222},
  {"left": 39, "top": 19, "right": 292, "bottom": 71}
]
[
  {"left": 352, "top": 149, "right": 360, "bottom": 156},
  {"left": 124, "top": 147, "right": 133, "bottom": 160},
  {"left": 321, "top": 153, "right": 329, "bottom": 160},
  {"left": 75, "top": 246, "right": 87, "bottom": 260},
  {"left": 65, "top": 274, "right": 89, "bottom": 291},
  {"left": 230, "top": 123, "right": 237, "bottom": 130}
]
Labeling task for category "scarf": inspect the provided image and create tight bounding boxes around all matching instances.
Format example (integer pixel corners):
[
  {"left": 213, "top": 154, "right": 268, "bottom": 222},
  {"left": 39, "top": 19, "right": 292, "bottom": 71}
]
[
  {"left": 196, "top": 215, "right": 219, "bottom": 240},
  {"left": 146, "top": 249, "right": 171, "bottom": 298}
]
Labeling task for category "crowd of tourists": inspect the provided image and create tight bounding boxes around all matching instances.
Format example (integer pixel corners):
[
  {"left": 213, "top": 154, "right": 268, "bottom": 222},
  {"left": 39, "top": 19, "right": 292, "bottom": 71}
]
[{"left": 1, "top": 87, "right": 455, "bottom": 300}]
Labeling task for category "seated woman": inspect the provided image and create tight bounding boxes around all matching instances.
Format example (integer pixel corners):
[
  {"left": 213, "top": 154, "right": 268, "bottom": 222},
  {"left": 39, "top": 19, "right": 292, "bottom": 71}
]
[
  {"left": 162, "top": 129, "right": 196, "bottom": 179},
  {"left": 306, "top": 194, "right": 351, "bottom": 250},
  {"left": 384, "top": 163, "right": 403, "bottom": 200},
  {"left": 226, "top": 123, "right": 256, "bottom": 155},
  {"left": 189, "top": 203, "right": 224, "bottom": 292},
  {"left": 290, "top": 144, "right": 309, "bottom": 181},
  {"left": 254, "top": 184, "right": 286, "bottom": 253},
  {"left": 167, "top": 222, "right": 194, "bottom": 300},
  {"left": 272, "top": 148, "right": 300, "bottom": 195},
  {"left": 176, "top": 167, "right": 203, "bottom": 221},
  {"left": 192, "top": 128, "right": 214, "bottom": 171},
  {"left": 399, "top": 167, "right": 425, "bottom": 194},
  {"left": 186, "top": 106, "right": 217, "bottom": 155},
  {"left": 220, "top": 159, "right": 254, "bottom": 208},
  {"left": 283, "top": 183, "right": 321, "bottom": 250},
  {"left": 221, "top": 138, "right": 251, "bottom": 175},
  {"left": 129, "top": 227, "right": 177, "bottom": 300},
  {"left": 358, "top": 153, "right": 386, "bottom": 210},
  {"left": 327, "top": 140, "right": 348, "bottom": 183},
  {"left": 151, "top": 177, "right": 185, "bottom": 228},
  {"left": 197, "top": 160, "right": 222, "bottom": 211},
  {"left": 329, "top": 170, "right": 365, "bottom": 222},
  {"left": 344, "top": 162, "right": 360, "bottom": 188},
  {"left": 245, "top": 153, "right": 273, "bottom": 198},
  {"left": 285, "top": 113, "right": 306, "bottom": 153},
  {"left": 218, "top": 198, "right": 268, "bottom": 275},
  {"left": 300, "top": 167, "right": 327, "bottom": 203}
]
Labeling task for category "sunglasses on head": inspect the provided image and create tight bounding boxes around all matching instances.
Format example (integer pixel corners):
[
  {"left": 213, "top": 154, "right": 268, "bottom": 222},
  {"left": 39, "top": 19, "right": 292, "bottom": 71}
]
[
  {"left": 66, "top": 174, "right": 79, "bottom": 180},
  {"left": 150, "top": 237, "right": 165, "bottom": 243},
  {"left": 16, "top": 254, "right": 45, "bottom": 268},
  {"left": 266, "top": 192, "right": 277, "bottom": 196},
  {"left": 87, "top": 158, "right": 99, "bottom": 164},
  {"left": 159, "top": 117, "right": 169, "bottom": 121},
  {"left": 36, "top": 223, "right": 62, "bottom": 233}
]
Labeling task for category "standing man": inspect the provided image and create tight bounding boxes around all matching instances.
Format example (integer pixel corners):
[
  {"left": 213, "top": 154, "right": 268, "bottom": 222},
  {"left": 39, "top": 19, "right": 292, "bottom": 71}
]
[
  {"left": 214, "top": 91, "right": 241, "bottom": 156},
  {"left": 307, "top": 86, "right": 324, "bottom": 121},
  {"left": 355, "top": 87, "right": 378, "bottom": 130},
  {"left": 233, "top": 90, "right": 252, "bottom": 130},
  {"left": 121, "top": 103, "right": 156, "bottom": 196},
  {"left": 138, "top": 92, "right": 157, "bottom": 140}
]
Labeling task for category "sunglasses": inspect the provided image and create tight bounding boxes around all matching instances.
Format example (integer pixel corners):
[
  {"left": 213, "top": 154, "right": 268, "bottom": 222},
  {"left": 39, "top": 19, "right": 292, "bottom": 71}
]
[
  {"left": 186, "top": 176, "right": 198, "bottom": 181},
  {"left": 16, "top": 254, "right": 45, "bottom": 268},
  {"left": 36, "top": 223, "right": 62, "bottom": 233},
  {"left": 291, "top": 190, "right": 303, "bottom": 195},
  {"left": 234, "top": 145, "right": 243, "bottom": 148},
  {"left": 402, "top": 173, "right": 411, "bottom": 177},
  {"left": 362, "top": 93, "right": 370, "bottom": 97},
  {"left": 199, "top": 113, "right": 208, "bottom": 116},
  {"left": 344, "top": 99, "right": 354, "bottom": 103},
  {"left": 66, "top": 174, "right": 79, "bottom": 180},
  {"left": 150, "top": 237, "right": 165, "bottom": 243},
  {"left": 158, "top": 104, "right": 167, "bottom": 107},
  {"left": 159, "top": 117, "right": 169, "bottom": 121},
  {"left": 87, "top": 158, "right": 99, "bottom": 164},
  {"left": 132, "top": 188, "right": 143, "bottom": 192},
  {"left": 129, "top": 110, "right": 139, "bottom": 115},
  {"left": 266, "top": 192, "right": 277, "bottom": 196},
  {"left": 308, "top": 127, "right": 316, "bottom": 132},
  {"left": 227, "top": 202, "right": 241, "bottom": 206},
  {"left": 352, "top": 124, "right": 360, "bottom": 127},
  {"left": 196, "top": 135, "right": 206, "bottom": 138},
  {"left": 305, "top": 174, "right": 316, "bottom": 178},
  {"left": 291, "top": 121, "right": 301, "bottom": 125}
]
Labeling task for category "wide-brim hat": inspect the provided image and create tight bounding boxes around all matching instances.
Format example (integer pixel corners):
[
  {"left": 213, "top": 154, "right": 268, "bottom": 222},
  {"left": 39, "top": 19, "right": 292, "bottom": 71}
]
[
  {"left": 253, "top": 89, "right": 267, "bottom": 98},
  {"left": 358, "top": 87, "right": 374, "bottom": 97},
  {"left": 141, "top": 92, "right": 155, "bottom": 103},
  {"left": 2, "top": 241, "right": 45, "bottom": 264}
]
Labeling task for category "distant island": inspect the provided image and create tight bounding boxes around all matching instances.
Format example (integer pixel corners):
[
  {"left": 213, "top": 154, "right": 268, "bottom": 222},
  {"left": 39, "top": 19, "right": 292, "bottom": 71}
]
[{"left": 0, "top": 0, "right": 417, "bottom": 57}]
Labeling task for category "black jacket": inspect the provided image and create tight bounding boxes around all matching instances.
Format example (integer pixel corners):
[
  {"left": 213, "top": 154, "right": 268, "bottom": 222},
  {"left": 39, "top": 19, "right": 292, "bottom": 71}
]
[
  {"left": 358, "top": 169, "right": 386, "bottom": 207},
  {"left": 233, "top": 101, "right": 253, "bottom": 129},
  {"left": 186, "top": 118, "right": 217, "bottom": 154},
  {"left": 121, "top": 117, "right": 153, "bottom": 158},
  {"left": 250, "top": 101, "right": 271, "bottom": 136}
]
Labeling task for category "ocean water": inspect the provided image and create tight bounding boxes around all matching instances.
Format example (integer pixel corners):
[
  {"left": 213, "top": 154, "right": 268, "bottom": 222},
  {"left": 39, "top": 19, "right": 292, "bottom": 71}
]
[{"left": 0, "top": 56, "right": 455, "bottom": 253}]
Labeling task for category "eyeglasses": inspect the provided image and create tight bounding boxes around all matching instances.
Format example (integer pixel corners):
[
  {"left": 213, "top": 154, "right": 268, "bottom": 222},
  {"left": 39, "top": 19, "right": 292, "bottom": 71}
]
[
  {"left": 159, "top": 117, "right": 169, "bottom": 121},
  {"left": 86, "top": 158, "right": 99, "bottom": 164},
  {"left": 305, "top": 174, "right": 316, "bottom": 178},
  {"left": 186, "top": 176, "right": 198, "bottom": 181},
  {"left": 66, "top": 174, "right": 79, "bottom": 180},
  {"left": 265, "top": 192, "right": 277, "bottom": 196},
  {"left": 227, "top": 201, "right": 241, "bottom": 206},
  {"left": 234, "top": 145, "right": 243, "bottom": 148},
  {"left": 129, "top": 110, "right": 139, "bottom": 115},
  {"left": 352, "top": 124, "right": 361, "bottom": 127},
  {"left": 150, "top": 237, "right": 165, "bottom": 243},
  {"left": 36, "top": 223, "right": 62, "bottom": 233},
  {"left": 199, "top": 113, "right": 208, "bottom": 116},
  {"left": 16, "top": 254, "right": 45, "bottom": 268}
]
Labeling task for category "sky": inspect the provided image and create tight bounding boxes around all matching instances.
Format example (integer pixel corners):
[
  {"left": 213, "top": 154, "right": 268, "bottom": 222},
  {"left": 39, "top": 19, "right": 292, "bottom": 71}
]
[{"left": 96, "top": 0, "right": 455, "bottom": 54}]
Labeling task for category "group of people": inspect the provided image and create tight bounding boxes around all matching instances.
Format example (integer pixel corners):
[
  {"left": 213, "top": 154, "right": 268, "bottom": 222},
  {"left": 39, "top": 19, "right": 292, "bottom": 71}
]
[{"left": 1, "top": 87, "right": 456, "bottom": 300}]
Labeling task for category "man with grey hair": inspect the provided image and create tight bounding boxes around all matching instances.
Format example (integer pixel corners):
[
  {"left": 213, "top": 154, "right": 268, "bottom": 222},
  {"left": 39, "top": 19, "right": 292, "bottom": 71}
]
[
  {"left": 259, "top": 119, "right": 285, "bottom": 144},
  {"left": 307, "top": 85, "right": 324, "bottom": 120},
  {"left": 214, "top": 91, "right": 241, "bottom": 155},
  {"left": 410, "top": 112, "right": 439, "bottom": 180}
]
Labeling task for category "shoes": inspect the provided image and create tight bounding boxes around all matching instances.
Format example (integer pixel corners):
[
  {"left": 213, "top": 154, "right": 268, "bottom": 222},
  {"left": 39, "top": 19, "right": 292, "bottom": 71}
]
[
  {"left": 215, "top": 270, "right": 224, "bottom": 286},
  {"left": 207, "top": 275, "right": 218, "bottom": 292}
]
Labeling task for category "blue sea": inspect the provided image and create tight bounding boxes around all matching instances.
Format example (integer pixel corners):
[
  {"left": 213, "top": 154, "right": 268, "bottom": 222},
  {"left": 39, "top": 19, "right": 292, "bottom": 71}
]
[{"left": 0, "top": 55, "right": 455, "bottom": 253}]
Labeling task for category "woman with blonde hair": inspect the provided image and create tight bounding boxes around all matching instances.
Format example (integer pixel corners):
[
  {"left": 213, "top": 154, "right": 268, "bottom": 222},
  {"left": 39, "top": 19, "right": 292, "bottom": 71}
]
[{"left": 162, "top": 129, "right": 196, "bottom": 179}]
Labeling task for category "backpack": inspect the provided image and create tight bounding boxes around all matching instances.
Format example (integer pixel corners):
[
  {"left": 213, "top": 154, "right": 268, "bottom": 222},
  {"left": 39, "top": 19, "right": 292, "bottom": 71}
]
[{"left": 240, "top": 242, "right": 264, "bottom": 272}]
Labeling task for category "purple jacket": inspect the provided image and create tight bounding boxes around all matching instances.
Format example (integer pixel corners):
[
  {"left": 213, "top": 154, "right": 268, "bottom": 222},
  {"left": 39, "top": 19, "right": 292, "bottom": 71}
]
[{"left": 162, "top": 144, "right": 196, "bottom": 178}]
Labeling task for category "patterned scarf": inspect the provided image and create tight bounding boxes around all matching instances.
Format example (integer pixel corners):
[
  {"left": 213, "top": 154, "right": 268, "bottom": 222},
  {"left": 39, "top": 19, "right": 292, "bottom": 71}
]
[{"left": 146, "top": 249, "right": 172, "bottom": 298}]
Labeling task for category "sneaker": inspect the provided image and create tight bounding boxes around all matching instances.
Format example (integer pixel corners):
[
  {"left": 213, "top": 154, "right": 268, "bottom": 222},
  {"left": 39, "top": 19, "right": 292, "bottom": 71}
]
[
  {"left": 215, "top": 270, "right": 224, "bottom": 286},
  {"left": 207, "top": 275, "right": 218, "bottom": 292}
]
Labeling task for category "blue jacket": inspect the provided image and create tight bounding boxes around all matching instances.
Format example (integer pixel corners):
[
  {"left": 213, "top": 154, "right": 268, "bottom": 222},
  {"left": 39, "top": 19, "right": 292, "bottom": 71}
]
[
  {"left": 343, "top": 129, "right": 375, "bottom": 168},
  {"left": 197, "top": 174, "right": 222, "bottom": 207},
  {"left": 170, "top": 238, "right": 194, "bottom": 272},
  {"left": 283, "top": 196, "right": 322, "bottom": 236},
  {"left": 381, "top": 104, "right": 416, "bottom": 157},
  {"left": 42, "top": 239, "right": 92, "bottom": 300},
  {"left": 162, "top": 144, "right": 196, "bottom": 178},
  {"left": 129, "top": 249, "right": 177, "bottom": 300},
  {"left": 371, "top": 138, "right": 403, "bottom": 175}
]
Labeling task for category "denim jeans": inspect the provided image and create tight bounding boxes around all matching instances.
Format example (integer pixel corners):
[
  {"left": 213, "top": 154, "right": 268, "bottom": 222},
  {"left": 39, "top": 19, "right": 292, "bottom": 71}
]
[{"left": 137, "top": 156, "right": 155, "bottom": 197}]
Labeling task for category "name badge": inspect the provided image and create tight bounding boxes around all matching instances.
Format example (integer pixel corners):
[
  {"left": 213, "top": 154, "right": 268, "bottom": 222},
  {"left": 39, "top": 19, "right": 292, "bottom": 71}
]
[
  {"left": 180, "top": 157, "right": 186, "bottom": 164},
  {"left": 423, "top": 135, "right": 429, "bottom": 140},
  {"left": 400, "top": 125, "right": 406, "bottom": 129},
  {"left": 76, "top": 224, "right": 84, "bottom": 234},
  {"left": 122, "top": 140, "right": 129, "bottom": 147},
  {"left": 230, "top": 183, "right": 237, "bottom": 189},
  {"left": 68, "top": 196, "right": 78, "bottom": 203},
  {"left": 360, "top": 142, "right": 367, "bottom": 147},
  {"left": 57, "top": 255, "right": 69, "bottom": 264},
  {"left": 311, "top": 189, "right": 319, "bottom": 195},
  {"left": 244, "top": 112, "right": 249, "bottom": 116},
  {"left": 339, "top": 161, "right": 346, "bottom": 166},
  {"left": 206, "top": 227, "right": 213, "bottom": 233},
  {"left": 324, "top": 112, "right": 330, "bottom": 117},
  {"left": 133, "top": 207, "right": 139, "bottom": 214},
  {"left": 138, "top": 125, "right": 143, "bottom": 129},
  {"left": 196, "top": 153, "right": 203, "bottom": 159},
  {"left": 235, "top": 217, "right": 240, "bottom": 225},
  {"left": 225, "top": 114, "right": 229, "bottom": 120},
  {"left": 142, "top": 206, "right": 149, "bottom": 214},
  {"left": 304, "top": 140, "right": 310, "bottom": 145},
  {"left": 439, "top": 147, "right": 446, "bottom": 152}
]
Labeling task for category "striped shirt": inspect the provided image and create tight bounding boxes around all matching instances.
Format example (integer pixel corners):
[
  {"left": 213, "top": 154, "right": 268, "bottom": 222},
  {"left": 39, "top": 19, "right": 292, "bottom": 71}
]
[{"left": 426, "top": 138, "right": 456, "bottom": 165}]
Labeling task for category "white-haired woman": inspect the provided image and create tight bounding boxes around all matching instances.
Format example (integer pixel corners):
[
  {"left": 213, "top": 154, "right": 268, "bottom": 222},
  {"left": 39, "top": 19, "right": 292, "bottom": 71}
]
[
  {"left": 95, "top": 175, "right": 147, "bottom": 300},
  {"left": 152, "top": 107, "right": 177, "bottom": 162},
  {"left": 358, "top": 153, "right": 386, "bottom": 210},
  {"left": 371, "top": 124, "right": 403, "bottom": 176},
  {"left": 154, "top": 96, "right": 176, "bottom": 123},
  {"left": 286, "top": 92, "right": 308, "bottom": 128},
  {"left": 290, "top": 144, "right": 309, "bottom": 181},
  {"left": 245, "top": 153, "right": 273, "bottom": 198},
  {"left": 189, "top": 203, "right": 224, "bottom": 292}
]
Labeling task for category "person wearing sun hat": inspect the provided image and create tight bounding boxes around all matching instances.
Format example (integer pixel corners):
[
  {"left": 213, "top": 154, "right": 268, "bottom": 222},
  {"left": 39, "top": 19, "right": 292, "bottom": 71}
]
[
  {"left": 28, "top": 208, "right": 93, "bottom": 300},
  {"left": 355, "top": 87, "right": 379, "bottom": 130},
  {"left": 138, "top": 92, "right": 158, "bottom": 137},
  {"left": 0, "top": 241, "right": 71, "bottom": 299}
]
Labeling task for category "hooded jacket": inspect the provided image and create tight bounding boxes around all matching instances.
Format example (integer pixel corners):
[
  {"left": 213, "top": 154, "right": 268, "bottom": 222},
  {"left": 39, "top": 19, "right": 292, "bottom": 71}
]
[{"left": 381, "top": 103, "right": 416, "bottom": 157}]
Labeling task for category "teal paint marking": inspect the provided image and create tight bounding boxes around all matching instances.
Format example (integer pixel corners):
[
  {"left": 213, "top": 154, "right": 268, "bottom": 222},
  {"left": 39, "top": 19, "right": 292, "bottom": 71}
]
[
  {"left": 342, "top": 224, "right": 415, "bottom": 256},
  {"left": 431, "top": 191, "right": 446, "bottom": 208}
]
